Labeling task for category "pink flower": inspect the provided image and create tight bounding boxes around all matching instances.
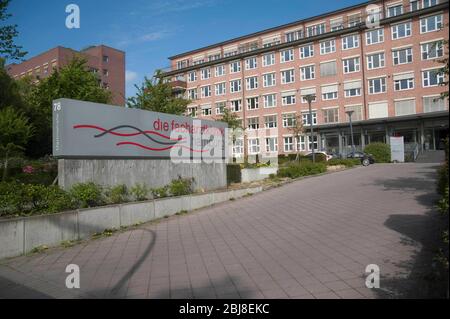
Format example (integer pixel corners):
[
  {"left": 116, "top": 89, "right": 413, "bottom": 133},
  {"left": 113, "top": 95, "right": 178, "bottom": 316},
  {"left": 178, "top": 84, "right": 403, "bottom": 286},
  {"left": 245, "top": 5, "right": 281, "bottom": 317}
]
[{"left": 22, "top": 165, "right": 35, "bottom": 174}]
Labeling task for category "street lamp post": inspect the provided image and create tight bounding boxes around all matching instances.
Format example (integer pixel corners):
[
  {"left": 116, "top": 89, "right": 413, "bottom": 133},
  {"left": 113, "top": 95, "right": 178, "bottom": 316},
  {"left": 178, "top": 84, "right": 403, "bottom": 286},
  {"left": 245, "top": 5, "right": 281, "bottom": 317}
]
[
  {"left": 303, "top": 94, "right": 316, "bottom": 163},
  {"left": 346, "top": 110, "right": 355, "bottom": 157}
]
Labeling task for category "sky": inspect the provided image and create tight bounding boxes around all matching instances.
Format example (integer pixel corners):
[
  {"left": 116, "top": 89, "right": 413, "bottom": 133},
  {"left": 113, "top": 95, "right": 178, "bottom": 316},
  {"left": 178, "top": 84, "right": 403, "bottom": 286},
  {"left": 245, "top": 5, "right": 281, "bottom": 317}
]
[{"left": 6, "top": 0, "right": 365, "bottom": 98}]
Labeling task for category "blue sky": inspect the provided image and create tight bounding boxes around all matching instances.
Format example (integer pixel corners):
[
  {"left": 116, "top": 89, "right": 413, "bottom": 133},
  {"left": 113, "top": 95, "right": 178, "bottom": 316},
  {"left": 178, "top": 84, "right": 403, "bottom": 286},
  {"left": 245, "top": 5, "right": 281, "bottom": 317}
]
[{"left": 7, "top": 0, "right": 364, "bottom": 98}]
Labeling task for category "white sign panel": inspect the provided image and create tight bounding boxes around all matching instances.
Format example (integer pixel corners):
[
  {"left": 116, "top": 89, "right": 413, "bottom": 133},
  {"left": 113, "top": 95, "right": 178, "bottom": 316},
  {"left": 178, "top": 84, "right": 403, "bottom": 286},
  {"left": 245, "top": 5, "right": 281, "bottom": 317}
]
[{"left": 390, "top": 136, "right": 405, "bottom": 163}]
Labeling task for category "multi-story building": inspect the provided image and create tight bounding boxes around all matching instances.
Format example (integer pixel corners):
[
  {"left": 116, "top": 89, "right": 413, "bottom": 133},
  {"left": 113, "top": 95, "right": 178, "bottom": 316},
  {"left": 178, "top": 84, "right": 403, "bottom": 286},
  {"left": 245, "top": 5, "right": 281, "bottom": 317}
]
[
  {"left": 162, "top": 0, "right": 449, "bottom": 158},
  {"left": 6, "top": 45, "right": 126, "bottom": 106}
]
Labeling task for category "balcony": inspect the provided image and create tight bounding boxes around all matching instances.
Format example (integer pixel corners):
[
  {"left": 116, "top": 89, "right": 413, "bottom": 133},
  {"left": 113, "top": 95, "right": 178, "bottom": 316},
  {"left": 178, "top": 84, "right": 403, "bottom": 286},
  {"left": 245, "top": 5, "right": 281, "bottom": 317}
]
[
  {"left": 169, "top": 76, "right": 187, "bottom": 93},
  {"left": 158, "top": 1, "right": 448, "bottom": 77}
]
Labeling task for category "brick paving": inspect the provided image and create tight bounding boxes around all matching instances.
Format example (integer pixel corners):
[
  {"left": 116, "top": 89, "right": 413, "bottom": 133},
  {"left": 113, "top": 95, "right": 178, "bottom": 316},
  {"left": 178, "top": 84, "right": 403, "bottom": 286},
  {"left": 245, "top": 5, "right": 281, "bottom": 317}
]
[{"left": 0, "top": 163, "right": 442, "bottom": 299}]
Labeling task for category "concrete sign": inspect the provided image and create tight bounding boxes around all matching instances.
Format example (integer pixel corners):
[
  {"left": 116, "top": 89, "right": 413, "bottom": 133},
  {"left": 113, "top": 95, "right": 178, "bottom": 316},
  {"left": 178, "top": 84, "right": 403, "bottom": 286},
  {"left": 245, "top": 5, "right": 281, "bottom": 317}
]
[
  {"left": 52, "top": 98, "right": 227, "bottom": 159},
  {"left": 390, "top": 136, "right": 405, "bottom": 163}
]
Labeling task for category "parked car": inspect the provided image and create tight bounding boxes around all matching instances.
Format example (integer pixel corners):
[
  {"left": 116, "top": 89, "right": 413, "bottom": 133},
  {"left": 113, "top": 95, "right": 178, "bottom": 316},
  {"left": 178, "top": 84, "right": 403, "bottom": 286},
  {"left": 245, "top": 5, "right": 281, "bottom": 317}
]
[
  {"left": 304, "top": 151, "right": 334, "bottom": 161},
  {"left": 347, "top": 151, "right": 375, "bottom": 166}
]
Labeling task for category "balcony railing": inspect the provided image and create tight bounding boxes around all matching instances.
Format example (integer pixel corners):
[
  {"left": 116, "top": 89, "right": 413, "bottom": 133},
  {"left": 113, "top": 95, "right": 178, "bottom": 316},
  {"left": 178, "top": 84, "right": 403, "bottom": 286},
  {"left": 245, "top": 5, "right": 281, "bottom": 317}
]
[{"left": 159, "top": 1, "right": 448, "bottom": 77}]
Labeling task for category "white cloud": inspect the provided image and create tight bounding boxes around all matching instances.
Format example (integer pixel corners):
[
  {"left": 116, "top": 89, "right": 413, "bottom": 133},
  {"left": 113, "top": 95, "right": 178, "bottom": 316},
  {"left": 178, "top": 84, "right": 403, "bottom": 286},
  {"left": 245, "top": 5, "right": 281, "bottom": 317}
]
[{"left": 126, "top": 70, "right": 138, "bottom": 83}]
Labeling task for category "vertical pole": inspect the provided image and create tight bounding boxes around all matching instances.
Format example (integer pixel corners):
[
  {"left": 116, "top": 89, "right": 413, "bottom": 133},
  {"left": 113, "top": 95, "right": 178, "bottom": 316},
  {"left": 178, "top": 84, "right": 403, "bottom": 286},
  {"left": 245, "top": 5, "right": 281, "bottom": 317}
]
[
  {"left": 309, "top": 100, "right": 315, "bottom": 163},
  {"left": 349, "top": 114, "right": 355, "bottom": 155}
]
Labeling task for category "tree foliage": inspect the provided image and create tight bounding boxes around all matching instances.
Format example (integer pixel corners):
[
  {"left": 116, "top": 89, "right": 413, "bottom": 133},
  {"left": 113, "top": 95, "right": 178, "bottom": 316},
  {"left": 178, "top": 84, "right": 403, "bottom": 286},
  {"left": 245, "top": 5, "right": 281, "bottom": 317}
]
[
  {"left": 127, "top": 70, "right": 189, "bottom": 115},
  {"left": 0, "top": 0, "right": 27, "bottom": 61}
]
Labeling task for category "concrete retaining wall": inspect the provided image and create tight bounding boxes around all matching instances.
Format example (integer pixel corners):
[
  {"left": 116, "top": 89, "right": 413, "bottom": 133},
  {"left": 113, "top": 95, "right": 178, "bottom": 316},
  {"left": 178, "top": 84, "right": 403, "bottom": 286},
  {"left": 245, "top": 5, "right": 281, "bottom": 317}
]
[
  {"left": 58, "top": 159, "right": 227, "bottom": 191},
  {"left": 0, "top": 186, "right": 262, "bottom": 260},
  {"left": 241, "top": 167, "right": 278, "bottom": 183}
]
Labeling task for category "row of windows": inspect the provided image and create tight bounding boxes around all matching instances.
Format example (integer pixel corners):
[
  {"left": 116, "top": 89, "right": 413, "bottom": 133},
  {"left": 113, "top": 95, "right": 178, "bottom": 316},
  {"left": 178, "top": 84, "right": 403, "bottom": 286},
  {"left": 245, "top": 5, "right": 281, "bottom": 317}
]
[
  {"left": 187, "top": 37, "right": 444, "bottom": 83},
  {"left": 187, "top": 67, "right": 444, "bottom": 99},
  {"left": 233, "top": 135, "right": 319, "bottom": 154},
  {"left": 179, "top": 12, "right": 443, "bottom": 71},
  {"left": 189, "top": 96, "right": 447, "bottom": 125}
]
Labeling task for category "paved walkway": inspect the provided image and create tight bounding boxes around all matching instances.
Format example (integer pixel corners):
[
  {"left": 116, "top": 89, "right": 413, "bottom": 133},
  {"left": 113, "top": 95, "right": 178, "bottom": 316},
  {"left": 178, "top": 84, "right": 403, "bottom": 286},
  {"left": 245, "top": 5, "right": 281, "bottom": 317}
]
[{"left": 0, "top": 163, "right": 443, "bottom": 299}]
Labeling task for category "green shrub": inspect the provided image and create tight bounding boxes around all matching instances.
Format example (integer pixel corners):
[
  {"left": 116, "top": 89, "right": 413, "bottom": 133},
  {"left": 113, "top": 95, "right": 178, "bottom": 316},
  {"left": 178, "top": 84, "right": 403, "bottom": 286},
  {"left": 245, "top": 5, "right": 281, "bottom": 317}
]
[
  {"left": 107, "top": 184, "right": 128, "bottom": 204},
  {"left": 169, "top": 177, "right": 194, "bottom": 197},
  {"left": 0, "top": 181, "right": 27, "bottom": 216},
  {"left": 70, "top": 182, "right": 103, "bottom": 208},
  {"left": 130, "top": 183, "right": 149, "bottom": 201},
  {"left": 151, "top": 186, "right": 169, "bottom": 199},
  {"left": 437, "top": 164, "right": 449, "bottom": 196},
  {"left": 277, "top": 161, "right": 327, "bottom": 179},
  {"left": 227, "top": 164, "right": 241, "bottom": 184},
  {"left": 364, "top": 143, "right": 391, "bottom": 163},
  {"left": 327, "top": 158, "right": 360, "bottom": 167},
  {"left": 44, "top": 186, "right": 75, "bottom": 213}
]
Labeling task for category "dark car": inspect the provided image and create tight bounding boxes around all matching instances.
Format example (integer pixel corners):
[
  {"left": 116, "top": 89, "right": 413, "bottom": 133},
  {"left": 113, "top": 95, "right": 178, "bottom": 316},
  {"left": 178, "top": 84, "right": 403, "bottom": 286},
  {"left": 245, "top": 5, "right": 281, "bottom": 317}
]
[{"left": 347, "top": 151, "right": 375, "bottom": 166}]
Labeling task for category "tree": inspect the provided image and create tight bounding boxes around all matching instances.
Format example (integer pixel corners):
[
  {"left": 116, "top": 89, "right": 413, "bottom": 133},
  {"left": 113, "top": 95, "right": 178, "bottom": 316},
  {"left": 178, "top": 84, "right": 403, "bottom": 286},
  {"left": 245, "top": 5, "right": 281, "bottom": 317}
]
[
  {"left": 287, "top": 112, "right": 305, "bottom": 161},
  {"left": 127, "top": 70, "right": 190, "bottom": 115},
  {"left": 0, "top": 0, "right": 27, "bottom": 61},
  {"left": 437, "top": 38, "right": 449, "bottom": 100},
  {"left": 0, "top": 107, "right": 34, "bottom": 181},
  {"left": 0, "top": 57, "right": 24, "bottom": 110},
  {"left": 26, "top": 57, "right": 111, "bottom": 157},
  {"left": 218, "top": 107, "right": 242, "bottom": 131}
]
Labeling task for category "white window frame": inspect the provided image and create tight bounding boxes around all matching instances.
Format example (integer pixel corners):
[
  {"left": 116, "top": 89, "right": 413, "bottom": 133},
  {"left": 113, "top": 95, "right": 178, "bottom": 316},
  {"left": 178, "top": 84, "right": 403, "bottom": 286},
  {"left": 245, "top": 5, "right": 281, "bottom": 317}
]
[
  {"left": 320, "top": 39, "right": 336, "bottom": 55},
  {"left": 342, "top": 34, "right": 359, "bottom": 50},
  {"left": 420, "top": 14, "right": 443, "bottom": 33},
  {"left": 299, "top": 44, "right": 314, "bottom": 59},
  {"left": 262, "top": 53, "right": 275, "bottom": 67},
  {"left": 368, "top": 77, "right": 387, "bottom": 94},
  {"left": 300, "top": 65, "right": 315, "bottom": 81},
  {"left": 263, "top": 72, "right": 276, "bottom": 87},
  {"left": 343, "top": 57, "right": 360, "bottom": 74},
  {"left": 280, "top": 49, "right": 294, "bottom": 63},
  {"left": 391, "top": 22, "right": 412, "bottom": 40},
  {"left": 367, "top": 52, "right": 385, "bottom": 70},
  {"left": 366, "top": 28, "right": 384, "bottom": 45},
  {"left": 281, "top": 69, "right": 295, "bottom": 84}
]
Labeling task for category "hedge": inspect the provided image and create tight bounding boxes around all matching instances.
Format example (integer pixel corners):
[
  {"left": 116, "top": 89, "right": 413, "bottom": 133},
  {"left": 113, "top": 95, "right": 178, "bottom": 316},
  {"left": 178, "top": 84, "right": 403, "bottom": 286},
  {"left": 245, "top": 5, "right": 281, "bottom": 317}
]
[
  {"left": 364, "top": 143, "right": 391, "bottom": 163},
  {"left": 227, "top": 164, "right": 241, "bottom": 185},
  {"left": 277, "top": 161, "right": 327, "bottom": 179}
]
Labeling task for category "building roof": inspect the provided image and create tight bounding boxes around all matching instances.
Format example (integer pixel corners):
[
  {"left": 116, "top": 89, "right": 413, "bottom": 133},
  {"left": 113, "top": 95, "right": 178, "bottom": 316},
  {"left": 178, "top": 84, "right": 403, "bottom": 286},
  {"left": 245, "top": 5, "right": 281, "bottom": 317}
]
[{"left": 169, "top": 0, "right": 377, "bottom": 60}]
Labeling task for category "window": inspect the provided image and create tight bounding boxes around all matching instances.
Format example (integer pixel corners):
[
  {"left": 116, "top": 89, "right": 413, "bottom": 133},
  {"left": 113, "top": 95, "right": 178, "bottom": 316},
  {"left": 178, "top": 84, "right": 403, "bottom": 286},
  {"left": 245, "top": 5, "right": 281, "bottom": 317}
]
[
  {"left": 201, "top": 86, "right": 211, "bottom": 98},
  {"left": 262, "top": 53, "right": 275, "bottom": 66},
  {"left": 200, "top": 68, "right": 211, "bottom": 80},
  {"left": 224, "top": 49, "right": 238, "bottom": 58},
  {"left": 422, "top": 69, "right": 445, "bottom": 87},
  {"left": 233, "top": 138, "right": 243, "bottom": 155},
  {"left": 366, "top": 28, "right": 384, "bottom": 45},
  {"left": 230, "top": 79, "right": 241, "bottom": 93},
  {"left": 215, "top": 82, "right": 226, "bottom": 95},
  {"left": 266, "top": 137, "right": 278, "bottom": 152},
  {"left": 201, "top": 106, "right": 212, "bottom": 116},
  {"left": 393, "top": 47, "right": 413, "bottom": 65},
  {"left": 369, "top": 77, "right": 387, "bottom": 94},
  {"left": 367, "top": 52, "right": 385, "bottom": 69},
  {"left": 282, "top": 92, "right": 296, "bottom": 105},
  {"left": 103, "top": 69, "right": 109, "bottom": 76},
  {"left": 300, "top": 88, "right": 317, "bottom": 103},
  {"left": 345, "top": 105, "right": 363, "bottom": 121},
  {"left": 281, "top": 69, "right": 295, "bottom": 84},
  {"left": 302, "top": 112, "right": 317, "bottom": 125},
  {"left": 392, "top": 22, "right": 412, "bottom": 40},
  {"left": 300, "top": 65, "right": 315, "bottom": 80},
  {"left": 188, "top": 88, "right": 198, "bottom": 100},
  {"left": 286, "top": 29, "right": 304, "bottom": 42},
  {"left": 368, "top": 102, "right": 388, "bottom": 119},
  {"left": 423, "top": 96, "right": 446, "bottom": 112},
  {"left": 247, "top": 117, "right": 260, "bottom": 130},
  {"left": 387, "top": 4, "right": 403, "bottom": 17},
  {"left": 394, "top": 73, "right": 414, "bottom": 91},
  {"left": 299, "top": 44, "right": 314, "bottom": 59},
  {"left": 421, "top": 41, "right": 444, "bottom": 60},
  {"left": 208, "top": 53, "right": 221, "bottom": 61},
  {"left": 264, "top": 115, "right": 277, "bottom": 128},
  {"left": 247, "top": 97, "right": 259, "bottom": 110},
  {"left": 423, "top": 0, "right": 439, "bottom": 8},
  {"left": 280, "top": 49, "right": 294, "bottom": 63},
  {"left": 263, "top": 36, "right": 281, "bottom": 48},
  {"left": 323, "top": 108, "right": 339, "bottom": 123},
  {"left": 297, "top": 136, "right": 306, "bottom": 151},
  {"left": 395, "top": 99, "right": 416, "bottom": 116},
  {"left": 246, "top": 76, "right": 258, "bottom": 90},
  {"left": 330, "top": 18, "right": 344, "bottom": 31},
  {"left": 344, "top": 80, "right": 362, "bottom": 97},
  {"left": 284, "top": 137, "right": 294, "bottom": 152},
  {"left": 342, "top": 34, "right": 359, "bottom": 50},
  {"left": 103, "top": 55, "right": 109, "bottom": 63},
  {"left": 282, "top": 113, "right": 296, "bottom": 127},
  {"left": 215, "top": 65, "right": 225, "bottom": 77},
  {"left": 343, "top": 57, "right": 360, "bottom": 73},
  {"left": 192, "top": 59, "right": 204, "bottom": 66},
  {"left": 248, "top": 138, "right": 260, "bottom": 154},
  {"left": 238, "top": 41, "right": 258, "bottom": 54},
  {"left": 421, "top": 14, "right": 443, "bottom": 33},
  {"left": 245, "top": 57, "right": 257, "bottom": 70},
  {"left": 263, "top": 73, "right": 276, "bottom": 87},
  {"left": 188, "top": 71, "right": 197, "bottom": 82},
  {"left": 307, "top": 23, "right": 326, "bottom": 37},
  {"left": 187, "top": 107, "right": 197, "bottom": 117},
  {"left": 263, "top": 94, "right": 277, "bottom": 108},
  {"left": 321, "top": 84, "right": 338, "bottom": 100},
  {"left": 348, "top": 14, "right": 362, "bottom": 27},
  {"left": 320, "top": 39, "right": 336, "bottom": 55},
  {"left": 410, "top": 0, "right": 420, "bottom": 11},
  {"left": 230, "top": 61, "right": 241, "bottom": 73},
  {"left": 320, "top": 61, "right": 337, "bottom": 77},
  {"left": 215, "top": 102, "right": 226, "bottom": 115},
  {"left": 230, "top": 99, "right": 242, "bottom": 112}
]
